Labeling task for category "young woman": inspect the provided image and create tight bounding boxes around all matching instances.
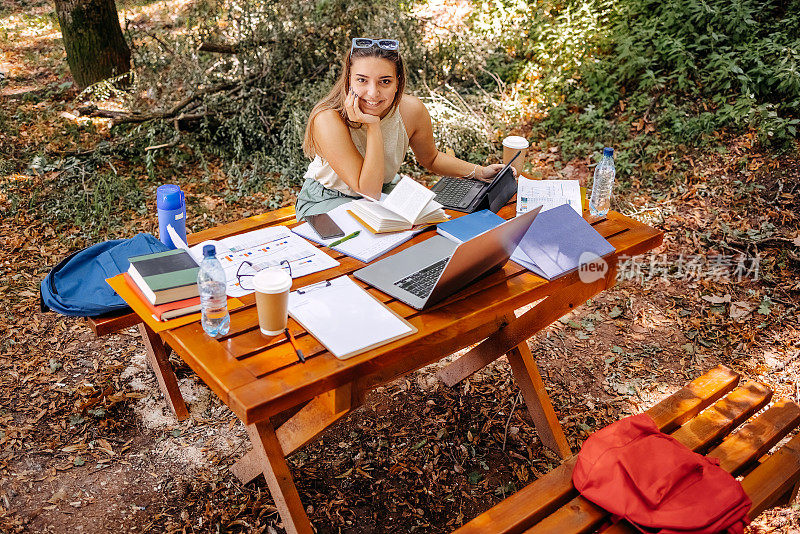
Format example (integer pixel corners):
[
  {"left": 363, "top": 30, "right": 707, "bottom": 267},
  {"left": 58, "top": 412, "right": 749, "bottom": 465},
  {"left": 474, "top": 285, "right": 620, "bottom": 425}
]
[{"left": 296, "top": 37, "right": 510, "bottom": 220}]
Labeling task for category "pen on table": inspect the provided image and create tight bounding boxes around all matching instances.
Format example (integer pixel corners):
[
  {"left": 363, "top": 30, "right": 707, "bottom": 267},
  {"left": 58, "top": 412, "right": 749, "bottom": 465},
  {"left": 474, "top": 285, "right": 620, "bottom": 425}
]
[
  {"left": 284, "top": 328, "right": 305, "bottom": 363},
  {"left": 329, "top": 231, "right": 360, "bottom": 247}
]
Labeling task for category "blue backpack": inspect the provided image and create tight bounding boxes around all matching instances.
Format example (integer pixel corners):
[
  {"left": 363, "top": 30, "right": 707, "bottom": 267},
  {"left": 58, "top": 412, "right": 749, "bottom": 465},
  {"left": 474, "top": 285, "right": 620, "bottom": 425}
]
[{"left": 40, "top": 233, "right": 170, "bottom": 317}]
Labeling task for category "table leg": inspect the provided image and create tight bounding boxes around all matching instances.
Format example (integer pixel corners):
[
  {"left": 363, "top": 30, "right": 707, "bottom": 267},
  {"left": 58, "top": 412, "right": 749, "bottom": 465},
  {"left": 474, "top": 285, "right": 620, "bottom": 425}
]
[
  {"left": 137, "top": 323, "right": 189, "bottom": 421},
  {"left": 233, "top": 384, "right": 354, "bottom": 484},
  {"left": 436, "top": 276, "right": 613, "bottom": 458},
  {"left": 245, "top": 419, "right": 315, "bottom": 534},
  {"left": 505, "top": 339, "right": 572, "bottom": 458}
]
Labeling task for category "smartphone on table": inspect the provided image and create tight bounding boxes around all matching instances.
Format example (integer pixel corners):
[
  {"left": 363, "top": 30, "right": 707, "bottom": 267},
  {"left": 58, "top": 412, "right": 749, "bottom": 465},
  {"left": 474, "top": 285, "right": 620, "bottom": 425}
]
[{"left": 306, "top": 213, "right": 345, "bottom": 240}]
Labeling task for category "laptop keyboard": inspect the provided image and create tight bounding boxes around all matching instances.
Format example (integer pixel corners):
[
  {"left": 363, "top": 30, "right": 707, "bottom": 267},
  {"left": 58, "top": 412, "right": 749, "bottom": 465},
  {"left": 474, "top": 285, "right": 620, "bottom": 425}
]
[
  {"left": 433, "top": 178, "right": 481, "bottom": 208},
  {"left": 394, "top": 258, "right": 449, "bottom": 299}
]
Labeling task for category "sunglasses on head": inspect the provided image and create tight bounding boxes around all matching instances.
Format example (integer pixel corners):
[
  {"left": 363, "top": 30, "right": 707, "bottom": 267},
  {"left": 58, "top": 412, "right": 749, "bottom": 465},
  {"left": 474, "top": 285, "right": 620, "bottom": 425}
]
[{"left": 351, "top": 38, "right": 399, "bottom": 52}]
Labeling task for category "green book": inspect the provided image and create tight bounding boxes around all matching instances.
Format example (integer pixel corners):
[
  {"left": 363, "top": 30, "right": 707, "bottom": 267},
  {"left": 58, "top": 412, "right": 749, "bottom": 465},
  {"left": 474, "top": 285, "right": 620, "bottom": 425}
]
[{"left": 127, "top": 248, "right": 200, "bottom": 305}]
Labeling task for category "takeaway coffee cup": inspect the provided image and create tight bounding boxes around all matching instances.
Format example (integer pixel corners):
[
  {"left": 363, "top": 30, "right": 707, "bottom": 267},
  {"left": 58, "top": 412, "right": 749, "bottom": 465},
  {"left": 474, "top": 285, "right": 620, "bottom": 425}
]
[
  {"left": 253, "top": 269, "right": 292, "bottom": 336},
  {"left": 503, "top": 136, "right": 530, "bottom": 178}
]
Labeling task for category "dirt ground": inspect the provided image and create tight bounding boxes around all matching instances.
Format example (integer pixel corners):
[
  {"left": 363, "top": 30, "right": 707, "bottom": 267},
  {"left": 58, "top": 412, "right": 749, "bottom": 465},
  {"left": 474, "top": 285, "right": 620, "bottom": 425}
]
[{"left": 1, "top": 1, "right": 800, "bottom": 533}]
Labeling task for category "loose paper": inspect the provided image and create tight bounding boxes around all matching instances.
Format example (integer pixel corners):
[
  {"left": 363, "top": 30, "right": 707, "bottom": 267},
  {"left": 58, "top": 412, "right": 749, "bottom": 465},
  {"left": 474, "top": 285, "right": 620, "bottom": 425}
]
[
  {"left": 181, "top": 226, "right": 339, "bottom": 297},
  {"left": 517, "top": 178, "right": 583, "bottom": 216},
  {"left": 288, "top": 276, "right": 416, "bottom": 359}
]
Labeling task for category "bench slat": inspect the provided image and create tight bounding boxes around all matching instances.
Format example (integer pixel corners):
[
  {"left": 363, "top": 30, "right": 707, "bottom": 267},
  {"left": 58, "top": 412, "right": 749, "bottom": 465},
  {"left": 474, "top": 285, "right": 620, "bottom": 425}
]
[
  {"left": 454, "top": 365, "right": 740, "bottom": 534},
  {"left": 741, "top": 432, "right": 800, "bottom": 518},
  {"left": 708, "top": 399, "right": 800, "bottom": 475},
  {"left": 86, "top": 310, "right": 145, "bottom": 337},
  {"left": 670, "top": 381, "right": 772, "bottom": 452},
  {"left": 648, "top": 364, "right": 740, "bottom": 433},
  {"left": 452, "top": 457, "right": 578, "bottom": 534},
  {"left": 523, "top": 381, "right": 772, "bottom": 534}
]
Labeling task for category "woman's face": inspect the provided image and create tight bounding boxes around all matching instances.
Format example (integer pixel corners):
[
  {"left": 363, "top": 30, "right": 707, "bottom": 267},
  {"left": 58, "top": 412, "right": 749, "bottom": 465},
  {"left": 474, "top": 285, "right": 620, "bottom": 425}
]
[{"left": 349, "top": 56, "right": 398, "bottom": 118}]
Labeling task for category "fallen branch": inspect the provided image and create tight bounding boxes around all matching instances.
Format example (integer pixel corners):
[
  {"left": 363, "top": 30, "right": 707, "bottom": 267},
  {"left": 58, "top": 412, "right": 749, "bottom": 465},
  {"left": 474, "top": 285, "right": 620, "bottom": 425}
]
[
  {"left": 110, "top": 73, "right": 260, "bottom": 127},
  {"left": 199, "top": 29, "right": 319, "bottom": 54},
  {"left": 145, "top": 137, "right": 180, "bottom": 152},
  {"left": 199, "top": 37, "right": 276, "bottom": 54},
  {"left": 501, "top": 392, "right": 522, "bottom": 452},
  {"left": 77, "top": 105, "right": 130, "bottom": 120},
  {"left": 725, "top": 236, "right": 798, "bottom": 250}
]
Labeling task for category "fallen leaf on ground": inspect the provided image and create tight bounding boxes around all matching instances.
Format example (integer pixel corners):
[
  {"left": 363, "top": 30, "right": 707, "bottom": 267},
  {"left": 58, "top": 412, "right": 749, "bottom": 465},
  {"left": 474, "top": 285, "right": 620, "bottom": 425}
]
[
  {"left": 702, "top": 294, "right": 731, "bottom": 304},
  {"left": 729, "top": 301, "right": 753, "bottom": 321}
]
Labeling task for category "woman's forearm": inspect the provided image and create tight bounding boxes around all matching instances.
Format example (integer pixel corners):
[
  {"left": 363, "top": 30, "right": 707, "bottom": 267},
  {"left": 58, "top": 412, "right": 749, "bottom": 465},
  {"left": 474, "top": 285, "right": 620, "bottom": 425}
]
[
  {"left": 425, "top": 151, "right": 482, "bottom": 179},
  {"left": 356, "top": 123, "right": 386, "bottom": 198}
]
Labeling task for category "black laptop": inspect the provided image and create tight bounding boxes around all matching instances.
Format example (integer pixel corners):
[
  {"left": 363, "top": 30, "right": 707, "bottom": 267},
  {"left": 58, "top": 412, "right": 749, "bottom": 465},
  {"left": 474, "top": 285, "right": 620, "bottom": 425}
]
[{"left": 431, "top": 151, "right": 521, "bottom": 213}]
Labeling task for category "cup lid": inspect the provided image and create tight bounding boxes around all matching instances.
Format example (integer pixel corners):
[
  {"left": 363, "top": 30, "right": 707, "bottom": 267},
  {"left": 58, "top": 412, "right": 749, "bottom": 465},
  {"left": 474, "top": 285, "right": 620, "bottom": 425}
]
[
  {"left": 157, "top": 184, "right": 184, "bottom": 210},
  {"left": 502, "top": 136, "right": 530, "bottom": 149},
  {"left": 253, "top": 268, "right": 292, "bottom": 293}
]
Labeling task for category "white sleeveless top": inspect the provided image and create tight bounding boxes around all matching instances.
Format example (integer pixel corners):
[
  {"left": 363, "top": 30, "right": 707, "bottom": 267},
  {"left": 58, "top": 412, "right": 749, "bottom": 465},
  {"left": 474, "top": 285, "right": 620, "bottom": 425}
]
[{"left": 304, "top": 107, "right": 410, "bottom": 197}]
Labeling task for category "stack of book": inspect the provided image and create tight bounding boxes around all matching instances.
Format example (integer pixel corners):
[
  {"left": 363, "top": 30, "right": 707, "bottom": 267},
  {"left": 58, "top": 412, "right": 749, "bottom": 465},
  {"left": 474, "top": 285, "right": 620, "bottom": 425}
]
[{"left": 125, "top": 249, "right": 201, "bottom": 321}]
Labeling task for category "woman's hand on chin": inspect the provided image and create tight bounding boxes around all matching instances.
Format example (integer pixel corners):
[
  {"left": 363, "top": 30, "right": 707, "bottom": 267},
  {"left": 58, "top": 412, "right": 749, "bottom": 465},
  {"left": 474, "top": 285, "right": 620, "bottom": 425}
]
[{"left": 345, "top": 90, "right": 380, "bottom": 125}]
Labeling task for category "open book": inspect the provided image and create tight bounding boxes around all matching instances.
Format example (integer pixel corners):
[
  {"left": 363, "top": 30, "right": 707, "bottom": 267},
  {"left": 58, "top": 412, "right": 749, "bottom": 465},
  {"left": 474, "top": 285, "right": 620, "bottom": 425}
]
[{"left": 347, "top": 176, "right": 449, "bottom": 233}]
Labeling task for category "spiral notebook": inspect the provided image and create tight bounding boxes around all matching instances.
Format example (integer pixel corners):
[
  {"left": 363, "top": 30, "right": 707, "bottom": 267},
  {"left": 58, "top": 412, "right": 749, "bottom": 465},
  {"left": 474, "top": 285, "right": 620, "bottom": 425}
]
[{"left": 287, "top": 276, "right": 417, "bottom": 359}]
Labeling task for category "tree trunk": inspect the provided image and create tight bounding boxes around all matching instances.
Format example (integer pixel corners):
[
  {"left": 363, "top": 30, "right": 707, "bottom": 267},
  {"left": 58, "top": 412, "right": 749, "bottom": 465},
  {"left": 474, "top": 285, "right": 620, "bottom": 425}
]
[{"left": 54, "top": 0, "right": 131, "bottom": 90}]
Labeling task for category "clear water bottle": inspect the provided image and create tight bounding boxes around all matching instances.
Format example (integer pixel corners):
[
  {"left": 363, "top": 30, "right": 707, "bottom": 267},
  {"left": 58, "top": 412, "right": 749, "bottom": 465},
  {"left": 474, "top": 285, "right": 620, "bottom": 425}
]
[
  {"left": 589, "top": 147, "right": 615, "bottom": 218},
  {"left": 198, "top": 244, "right": 230, "bottom": 337}
]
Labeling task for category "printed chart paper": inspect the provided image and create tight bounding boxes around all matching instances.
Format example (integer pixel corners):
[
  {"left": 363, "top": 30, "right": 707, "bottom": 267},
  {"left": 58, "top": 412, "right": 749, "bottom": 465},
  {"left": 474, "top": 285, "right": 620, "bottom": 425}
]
[
  {"left": 517, "top": 178, "right": 583, "bottom": 216},
  {"left": 187, "top": 226, "right": 339, "bottom": 297}
]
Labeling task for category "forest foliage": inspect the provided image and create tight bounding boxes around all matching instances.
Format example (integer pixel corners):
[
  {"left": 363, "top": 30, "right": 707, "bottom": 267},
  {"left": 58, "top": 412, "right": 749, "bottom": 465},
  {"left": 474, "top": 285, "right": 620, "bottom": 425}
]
[
  {"left": 4, "top": 0, "right": 799, "bottom": 241},
  {"left": 115, "top": 0, "right": 799, "bottom": 184},
  {"left": 522, "top": 0, "right": 800, "bottom": 176}
]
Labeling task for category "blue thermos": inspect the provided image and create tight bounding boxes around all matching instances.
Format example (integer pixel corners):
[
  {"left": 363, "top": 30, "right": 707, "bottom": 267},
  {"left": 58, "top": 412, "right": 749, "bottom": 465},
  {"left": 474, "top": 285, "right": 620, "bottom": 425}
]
[{"left": 156, "top": 184, "right": 187, "bottom": 249}]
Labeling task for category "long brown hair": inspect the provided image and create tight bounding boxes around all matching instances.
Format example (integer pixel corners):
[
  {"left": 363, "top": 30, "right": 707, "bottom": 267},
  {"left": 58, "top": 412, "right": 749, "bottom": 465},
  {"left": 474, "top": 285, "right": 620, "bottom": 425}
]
[{"left": 302, "top": 43, "right": 407, "bottom": 159}]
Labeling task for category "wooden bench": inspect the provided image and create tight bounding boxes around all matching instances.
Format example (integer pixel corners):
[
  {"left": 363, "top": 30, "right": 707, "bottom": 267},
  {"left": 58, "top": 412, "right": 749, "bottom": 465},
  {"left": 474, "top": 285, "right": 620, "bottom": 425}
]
[{"left": 455, "top": 364, "right": 800, "bottom": 534}]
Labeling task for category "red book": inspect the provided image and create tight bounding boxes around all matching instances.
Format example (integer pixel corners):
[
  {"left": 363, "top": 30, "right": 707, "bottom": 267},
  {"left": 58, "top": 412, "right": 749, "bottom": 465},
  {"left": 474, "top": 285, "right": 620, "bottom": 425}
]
[{"left": 122, "top": 273, "right": 201, "bottom": 321}]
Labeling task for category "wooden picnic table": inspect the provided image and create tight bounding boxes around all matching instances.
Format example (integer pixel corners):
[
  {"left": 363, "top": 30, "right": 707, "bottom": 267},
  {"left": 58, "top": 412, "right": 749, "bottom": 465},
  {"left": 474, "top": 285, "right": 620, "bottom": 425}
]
[{"left": 88, "top": 200, "right": 662, "bottom": 533}]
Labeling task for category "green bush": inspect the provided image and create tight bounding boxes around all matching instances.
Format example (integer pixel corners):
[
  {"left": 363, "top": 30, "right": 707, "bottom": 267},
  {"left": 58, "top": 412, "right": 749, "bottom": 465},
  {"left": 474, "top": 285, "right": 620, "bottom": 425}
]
[
  {"left": 25, "top": 158, "right": 147, "bottom": 240},
  {"left": 512, "top": 0, "right": 800, "bottom": 179}
]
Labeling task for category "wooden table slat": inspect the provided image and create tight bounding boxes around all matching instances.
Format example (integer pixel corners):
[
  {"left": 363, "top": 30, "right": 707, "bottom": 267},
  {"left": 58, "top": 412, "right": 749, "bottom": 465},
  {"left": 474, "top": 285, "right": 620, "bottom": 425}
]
[{"left": 187, "top": 206, "right": 297, "bottom": 244}]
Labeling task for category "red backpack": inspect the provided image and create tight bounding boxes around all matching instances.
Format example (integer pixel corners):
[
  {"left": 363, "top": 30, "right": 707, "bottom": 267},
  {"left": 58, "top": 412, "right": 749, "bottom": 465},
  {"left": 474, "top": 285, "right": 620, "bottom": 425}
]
[{"left": 572, "top": 413, "right": 751, "bottom": 534}]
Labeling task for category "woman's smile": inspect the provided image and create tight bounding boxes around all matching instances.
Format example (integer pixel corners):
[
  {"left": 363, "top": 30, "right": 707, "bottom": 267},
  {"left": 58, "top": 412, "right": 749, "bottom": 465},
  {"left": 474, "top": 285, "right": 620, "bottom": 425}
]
[
  {"left": 360, "top": 97, "right": 386, "bottom": 109},
  {"left": 350, "top": 56, "right": 398, "bottom": 117}
]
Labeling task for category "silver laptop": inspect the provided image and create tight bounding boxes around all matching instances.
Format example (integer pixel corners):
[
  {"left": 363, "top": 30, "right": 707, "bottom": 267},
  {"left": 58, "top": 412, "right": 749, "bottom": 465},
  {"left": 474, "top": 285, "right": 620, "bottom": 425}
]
[{"left": 353, "top": 207, "right": 542, "bottom": 309}]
